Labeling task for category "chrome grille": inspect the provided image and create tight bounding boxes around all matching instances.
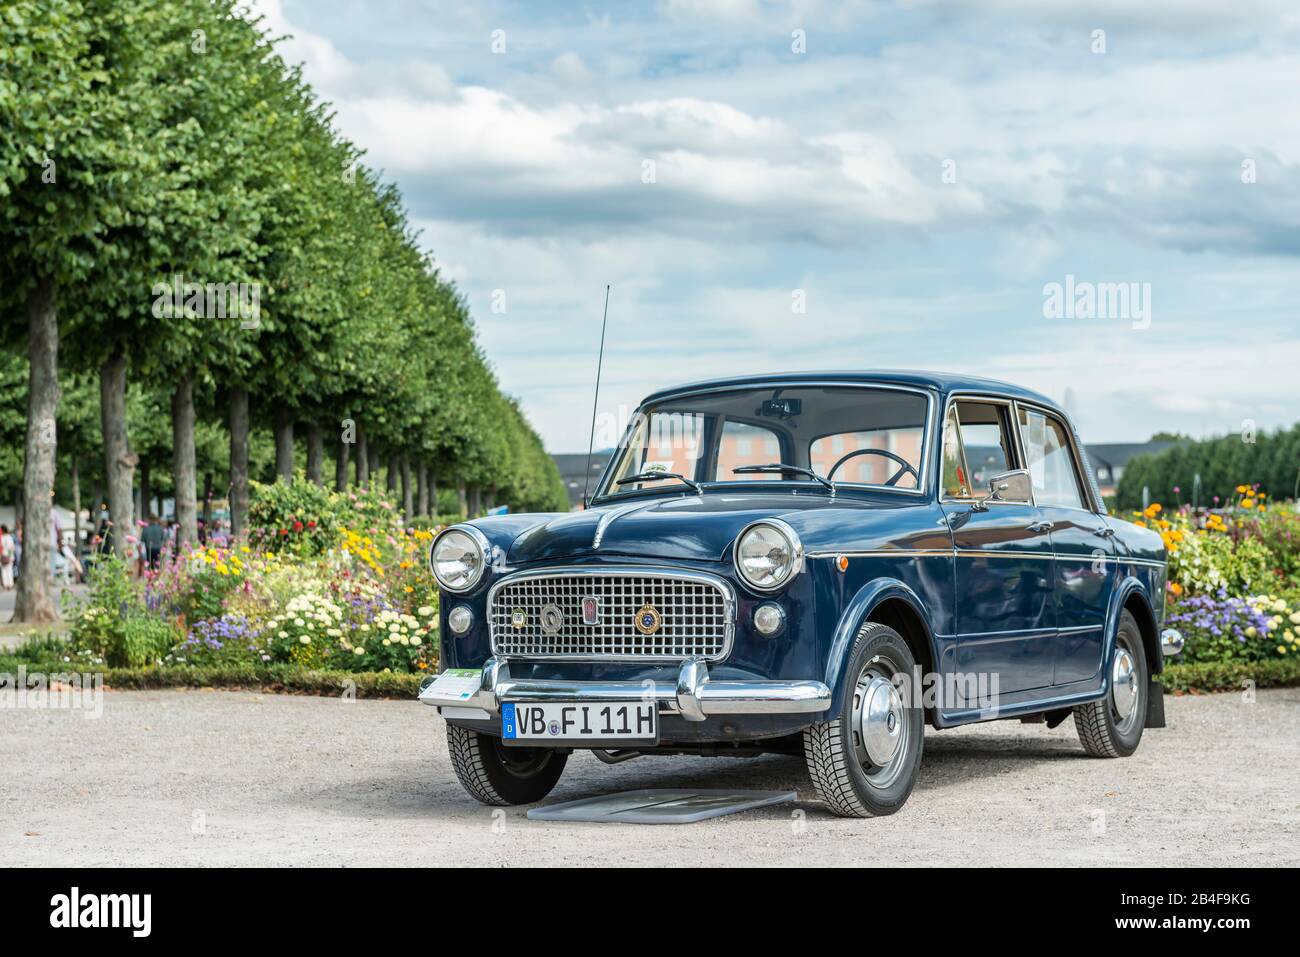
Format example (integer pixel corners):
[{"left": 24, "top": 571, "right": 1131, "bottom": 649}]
[{"left": 489, "top": 570, "right": 733, "bottom": 661}]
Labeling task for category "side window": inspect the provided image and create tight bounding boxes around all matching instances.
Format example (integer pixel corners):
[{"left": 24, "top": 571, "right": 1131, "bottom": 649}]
[
  {"left": 942, "top": 400, "right": 1023, "bottom": 501},
  {"left": 714, "top": 421, "right": 782, "bottom": 481},
  {"left": 940, "top": 405, "right": 970, "bottom": 498},
  {"left": 1018, "top": 408, "right": 1086, "bottom": 510}
]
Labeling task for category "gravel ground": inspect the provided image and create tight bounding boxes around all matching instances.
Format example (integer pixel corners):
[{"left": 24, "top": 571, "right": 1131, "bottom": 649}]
[{"left": 2, "top": 686, "right": 1296, "bottom": 866}]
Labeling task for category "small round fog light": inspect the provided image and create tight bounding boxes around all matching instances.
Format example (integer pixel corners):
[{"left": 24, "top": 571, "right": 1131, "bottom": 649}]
[
  {"left": 448, "top": 605, "right": 474, "bottom": 635},
  {"left": 753, "top": 602, "right": 785, "bottom": 637}
]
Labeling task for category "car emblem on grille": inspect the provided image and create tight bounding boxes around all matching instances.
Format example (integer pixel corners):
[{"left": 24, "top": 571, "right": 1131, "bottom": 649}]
[
  {"left": 540, "top": 603, "right": 565, "bottom": 635},
  {"left": 510, "top": 607, "right": 528, "bottom": 629},
  {"left": 581, "top": 596, "right": 601, "bottom": 626},
  {"left": 634, "top": 603, "right": 662, "bottom": 635}
]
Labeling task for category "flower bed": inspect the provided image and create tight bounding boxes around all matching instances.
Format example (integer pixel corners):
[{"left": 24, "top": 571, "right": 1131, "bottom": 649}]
[
  {"left": 61, "top": 478, "right": 441, "bottom": 676},
  {"left": 1136, "top": 486, "right": 1300, "bottom": 672}
]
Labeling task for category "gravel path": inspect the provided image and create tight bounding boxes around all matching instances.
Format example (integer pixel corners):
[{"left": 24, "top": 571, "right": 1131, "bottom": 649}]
[{"left": 2, "top": 686, "right": 1296, "bottom": 866}]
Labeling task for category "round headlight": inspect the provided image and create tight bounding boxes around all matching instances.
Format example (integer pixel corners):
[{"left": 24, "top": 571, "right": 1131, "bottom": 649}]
[
  {"left": 431, "top": 527, "right": 488, "bottom": 593},
  {"left": 734, "top": 520, "right": 803, "bottom": 592}
]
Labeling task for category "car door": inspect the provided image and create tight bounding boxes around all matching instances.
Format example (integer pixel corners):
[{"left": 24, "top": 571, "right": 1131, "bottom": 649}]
[
  {"left": 939, "top": 399, "right": 1056, "bottom": 699},
  {"left": 1016, "top": 405, "right": 1116, "bottom": 686}
]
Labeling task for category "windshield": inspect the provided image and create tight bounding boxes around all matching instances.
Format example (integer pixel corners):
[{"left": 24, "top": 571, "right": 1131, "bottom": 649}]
[{"left": 597, "top": 385, "right": 930, "bottom": 499}]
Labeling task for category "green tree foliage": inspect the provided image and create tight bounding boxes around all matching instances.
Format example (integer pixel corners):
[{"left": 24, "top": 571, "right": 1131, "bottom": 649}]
[
  {"left": 1115, "top": 425, "right": 1300, "bottom": 510},
  {"left": 0, "top": 0, "right": 567, "bottom": 620}
]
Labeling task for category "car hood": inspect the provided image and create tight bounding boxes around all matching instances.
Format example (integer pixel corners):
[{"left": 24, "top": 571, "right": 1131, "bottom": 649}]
[{"left": 474, "top": 492, "right": 920, "bottom": 566}]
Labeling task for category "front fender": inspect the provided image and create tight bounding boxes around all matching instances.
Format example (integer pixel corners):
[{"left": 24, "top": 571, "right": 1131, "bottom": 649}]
[
  {"left": 1107, "top": 575, "right": 1163, "bottom": 674},
  {"left": 824, "top": 577, "right": 940, "bottom": 713}
]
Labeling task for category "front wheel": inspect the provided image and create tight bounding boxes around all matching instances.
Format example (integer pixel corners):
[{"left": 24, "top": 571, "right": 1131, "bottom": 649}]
[
  {"left": 446, "top": 723, "right": 568, "bottom": 806},
  {"left": 804, "top": 622, "right": 924, "bottom": 817},
  {"left": 1073, "top": 610, "right": 1148, "bottom": 758}
]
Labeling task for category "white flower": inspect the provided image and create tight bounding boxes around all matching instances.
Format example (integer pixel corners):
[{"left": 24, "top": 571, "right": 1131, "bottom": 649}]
[
  {"left": 382, "top": 638, "right": 391, "bottom": 646},
  {"left": 327, "top": 628, "right": 341, "bottom": 637},
  {"left": 353, "top": 646, "right": 365, "bottom": 655},
  {"left": 278, "top": 630, "right": 288, "bottom": 639},
  {"left": 299, "top": 635, "right": 311, "bottom": 645},
  {"left": 294, "top": 618, "right": 305, "bottom": 627},
  {"left": 417, "top": 605, "right": 434, "bottom": 617}
]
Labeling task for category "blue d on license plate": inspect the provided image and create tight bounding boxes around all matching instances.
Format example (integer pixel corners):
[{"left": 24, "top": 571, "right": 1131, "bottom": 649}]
[{"left": 502, "top": 701, "right": 657, "bottom": 741}]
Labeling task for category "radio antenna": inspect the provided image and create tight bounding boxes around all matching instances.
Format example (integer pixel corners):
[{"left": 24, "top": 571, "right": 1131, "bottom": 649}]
[{"left": 581, "top": 284, "right": 611, "bottom": 509}]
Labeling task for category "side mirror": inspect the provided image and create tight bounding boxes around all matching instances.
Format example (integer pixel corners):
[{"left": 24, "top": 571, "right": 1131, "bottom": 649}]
[{"left": 987, "top": 469, "right": 1032, "bottom": 504}]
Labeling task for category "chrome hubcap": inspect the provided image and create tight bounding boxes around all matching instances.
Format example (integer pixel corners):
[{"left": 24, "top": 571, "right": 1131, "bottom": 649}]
[
  {"left": 1111, "top": 648, "right": 1137, "bottom": 721},
  {"left": 859, "top": 675, "right": 903, "bottom": 766}
]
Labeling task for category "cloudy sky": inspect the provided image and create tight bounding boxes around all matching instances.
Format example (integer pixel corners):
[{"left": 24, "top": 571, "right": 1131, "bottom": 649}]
[{"left": 255, "top": 0, "right": 1300, "bottom": 452}]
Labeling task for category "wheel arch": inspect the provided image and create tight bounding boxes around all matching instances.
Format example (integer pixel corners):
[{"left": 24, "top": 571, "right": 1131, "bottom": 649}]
[
  {"left": 825, "top": 578, "right": 940, "bottom": 717},
  {"left": 1108, "top": 577, "right": 1163, "bottom": 675}
]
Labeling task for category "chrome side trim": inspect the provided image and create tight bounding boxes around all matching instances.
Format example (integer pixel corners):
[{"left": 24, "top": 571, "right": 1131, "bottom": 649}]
[
  {"left": 423, "top": 656, "right": 833, "bottom": 720},
  {"left": 805, "top": 548, "right": 1166, "bottom": 569},
  {"left": 1160, "top": 628, "right": 1184, "bottom": 656}
]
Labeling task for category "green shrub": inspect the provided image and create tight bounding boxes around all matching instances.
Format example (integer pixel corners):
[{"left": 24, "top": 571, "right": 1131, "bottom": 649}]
[{"left": 1159, "top": 657, "right": 1300, "bottom": 694}]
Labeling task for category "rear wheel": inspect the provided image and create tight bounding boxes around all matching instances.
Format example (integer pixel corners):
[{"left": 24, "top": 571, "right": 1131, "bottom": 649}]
[
  {"left": 804, "top": 622, "right": 924, "bottom": 817},
  {"left": 1074, "top": 611, "right": 1148, "bottom": 758},
  {"left": 446, "top": 723, "right": 568, "bottom": 805}
]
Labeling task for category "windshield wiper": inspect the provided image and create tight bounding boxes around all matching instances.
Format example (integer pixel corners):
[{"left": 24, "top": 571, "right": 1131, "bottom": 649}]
[
  {"left": 618, "top": 471, "right": 704, "bottom": 494},
  {"left": 733, "top": 463, "right": 835, "bottom": 493}
]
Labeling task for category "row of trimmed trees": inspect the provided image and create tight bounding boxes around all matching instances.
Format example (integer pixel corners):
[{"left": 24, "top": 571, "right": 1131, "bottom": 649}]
[
  {"left": 0, "top": 0, "right": 568, "bottom": 622},
  {"left": 1114, "top": 425, "right": 1300, "bottom": 511}
]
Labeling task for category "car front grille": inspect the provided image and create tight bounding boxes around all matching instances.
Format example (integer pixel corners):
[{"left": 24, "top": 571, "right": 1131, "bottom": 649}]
[{"left": 488, "top": 570, "right": 733, "bottom": 661}]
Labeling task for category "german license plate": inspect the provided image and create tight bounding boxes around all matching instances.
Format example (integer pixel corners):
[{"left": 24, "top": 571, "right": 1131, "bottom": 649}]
[{"left": 502, "top": 701, "right": 657, "bottom": 742}]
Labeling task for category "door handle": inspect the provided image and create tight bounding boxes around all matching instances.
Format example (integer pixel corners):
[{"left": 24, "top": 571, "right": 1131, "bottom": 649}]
[
  {"left": 1027, "top": 521, "right": 1054, "bottom": 533},
  {"left": 1093, "top": 526, "right": 1116, "bottom": 538}
]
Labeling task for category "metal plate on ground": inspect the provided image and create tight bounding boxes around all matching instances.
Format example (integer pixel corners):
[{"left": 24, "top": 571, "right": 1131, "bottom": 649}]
[{"left": 526, "top": 788, "right": 797, "bottom": 824}]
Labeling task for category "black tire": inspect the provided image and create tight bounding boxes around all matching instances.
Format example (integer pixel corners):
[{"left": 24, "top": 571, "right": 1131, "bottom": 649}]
[
  {"left": 1074, "top": 610, "right": 1148, "bottom": 758},
  {"left": 804, "top": 622, "right": 924, "bottom": 817},
  {"left": 446, "top": 723, "right": 568, "bottom": 806}
]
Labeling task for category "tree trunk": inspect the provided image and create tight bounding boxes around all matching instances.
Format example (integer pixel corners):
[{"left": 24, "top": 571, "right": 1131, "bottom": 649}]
[
  {"left": 386, "top": 454, "right": 398, "bottom": 493},
  {"left": 356, "top": 427, "right": 369, "bottom": 488},
  {"left": 201, "top": 472, "right": 212, "bottom": 529},
  {"left": 468, "top": 485, "right": 481, "bottom": 516},
  {"left": 457, "top": 480, "right": 467, "bottom": 518},
  {"left": 139, "top": 461, "right": 150, "bottom": 523},
  {"left": 171, "top": 373, "right": 198, "bottom": 547},
  {"left": 100, "top": 349, "right": 134, "bottom": 560},
  {"left": 273, "top": 402, "right": 294, "bottom": 481},
  {"left": 70, "top": 450, "right": 81, "bottom": 555},
  {"left": 417, "top": 461, "right": 429, "bottom": 516},
  {"left": 89, "top": 478, "right": 101, "bottom": 530},
  {"left": 368, "top": 445, "right": 380, "bottom": 489},
  {"left": 306, "top": 422, "right": 324, "bottom": 485},
  {"left": 13, "top": 277, "right": 60, "bottom": 623},
  {"left": 229, "top": 385, "right": 250, "bottom": 540},
  {"left": 335, "top": 435, "right": 350, "bottom": 491},
  {"left": 401, "top": 453, "right": 413, "bottom": 519}
]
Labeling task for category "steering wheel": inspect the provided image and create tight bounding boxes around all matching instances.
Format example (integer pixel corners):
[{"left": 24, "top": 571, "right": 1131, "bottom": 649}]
[{"left": 826, "top": 447, "right": 919, "bottom": 487}]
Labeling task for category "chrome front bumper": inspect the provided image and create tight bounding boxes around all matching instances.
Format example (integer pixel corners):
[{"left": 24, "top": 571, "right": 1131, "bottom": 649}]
[
  {"left": 1161, "top": 628, "right": 1184, "bottom": 656},
  {"left": 420, "top": 657, "right": 832, "bottom": 722}
]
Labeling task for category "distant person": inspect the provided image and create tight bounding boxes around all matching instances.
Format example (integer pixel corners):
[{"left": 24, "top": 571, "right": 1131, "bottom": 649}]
[
  {"left": 197, "top": 517, "right": 207, "bottom": 547},
  {"left": 140, "top": 514, "right": 166, "bottom": 571},
  {"left": 0, "top": 524, "right": 14, "bottom": 590}
]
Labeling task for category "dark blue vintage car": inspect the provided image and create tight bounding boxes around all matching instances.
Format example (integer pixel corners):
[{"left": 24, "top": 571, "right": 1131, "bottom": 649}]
[{"left": 420, "top": 371, "right": 1183, "bottom": 817}]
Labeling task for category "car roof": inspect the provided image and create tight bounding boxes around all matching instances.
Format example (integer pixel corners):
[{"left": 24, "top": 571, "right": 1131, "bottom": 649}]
[{"left": 641, "top": 370, "right": 1063, "bottom": 413}]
